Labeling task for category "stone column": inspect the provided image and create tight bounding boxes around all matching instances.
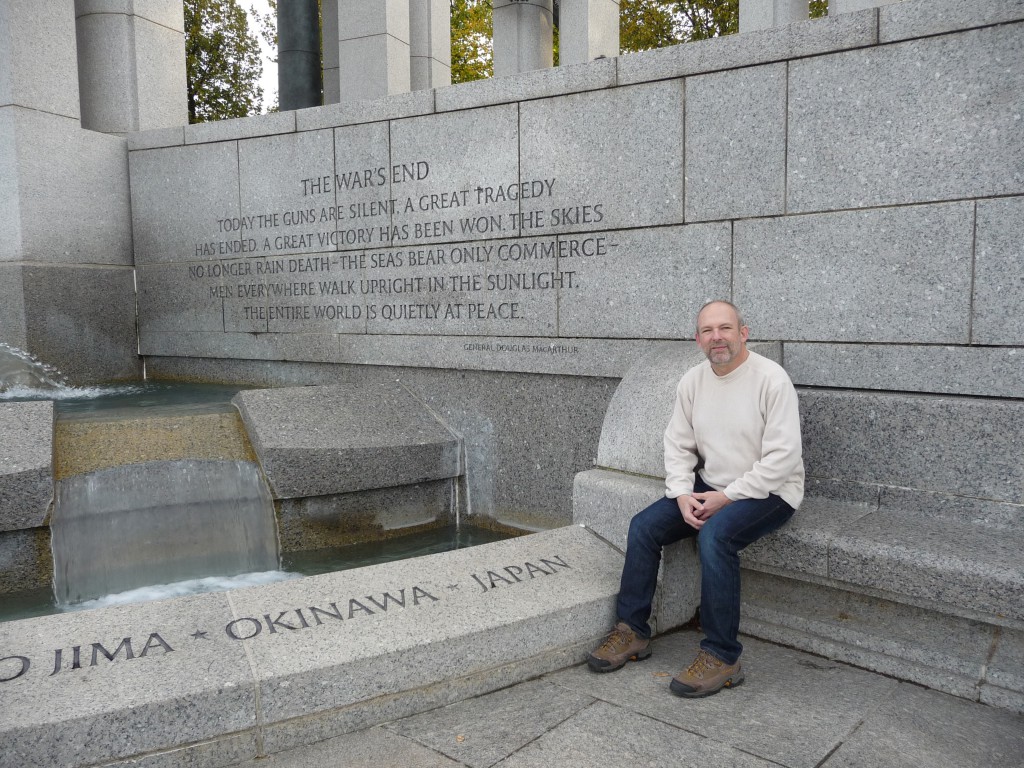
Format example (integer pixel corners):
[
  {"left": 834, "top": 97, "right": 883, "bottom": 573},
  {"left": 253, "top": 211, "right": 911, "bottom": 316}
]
[
  {"left": 492, "top": 0, "right": 554, "bottom": 78},
  {"left": 739, "top": 0, "right": 809, "bottom": 33},
  {"left": 74, "top": 0, "right": 187, "bottom": 134},
  {"left": 409, "top": 0, "right": 451, "bottom": 90},
  {"left": 324, "top": 0, "right": 411, "bottom": 103},
  {"left": 829, "top": 0, "right": 903, "bottom": 12},
  {"left": 279, "top": 0, "right": 322, "bottom": 110},
  {"left": 0, "top": 0, "right": 140, "bottom": 382},
  {"left": 559, "top": 0, "right": 619, "bottom": 66}
]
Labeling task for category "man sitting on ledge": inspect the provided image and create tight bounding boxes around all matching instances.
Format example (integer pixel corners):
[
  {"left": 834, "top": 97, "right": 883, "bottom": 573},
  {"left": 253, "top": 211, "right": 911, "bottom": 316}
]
[{"left": 588, "top": 300, "right": 804, "bottom": 697}]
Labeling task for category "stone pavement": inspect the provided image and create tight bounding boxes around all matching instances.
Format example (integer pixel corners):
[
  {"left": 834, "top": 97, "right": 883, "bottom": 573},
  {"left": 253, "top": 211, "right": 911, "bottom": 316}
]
[{"left": 236, "top": 629, "right": 1024, "bottom": 768}]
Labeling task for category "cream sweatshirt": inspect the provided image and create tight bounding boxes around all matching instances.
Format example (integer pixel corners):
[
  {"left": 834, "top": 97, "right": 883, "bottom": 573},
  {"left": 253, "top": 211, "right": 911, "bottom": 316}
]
[{"left": 663, "top": 350, "right": 805, "bottom": 510}]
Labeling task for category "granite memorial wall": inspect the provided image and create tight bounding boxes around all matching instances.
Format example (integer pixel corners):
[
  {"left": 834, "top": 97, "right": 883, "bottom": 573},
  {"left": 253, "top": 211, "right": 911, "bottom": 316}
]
[{"left": 127, "top": 1, "right": 1022, "bottom": 525}]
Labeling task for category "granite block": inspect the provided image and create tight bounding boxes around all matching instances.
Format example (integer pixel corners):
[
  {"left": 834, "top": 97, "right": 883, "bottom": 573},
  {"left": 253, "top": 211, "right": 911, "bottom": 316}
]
[
  {"left": 740, "top": 569, "right": 996, "bottom": 700},
  {"left": 185, "top": 111, "right": 296, "bottom": 145},
  {"left": 238, "top": 129, "right": 336, "bottom": 259},
  {"left": 75, "top": 0, "right": 185, "bottom": 31},
  {"left": 332, "top": 334, "right": 670, "bottom": 377},
  {"left": 787, "top": 24, "right": 1024, "bottom": 212},
  {"left": 0, "top": 266, "right": 26, "bottom": 340},
  {"left": 519, "top": 81, "right": 684, "bottom": 234},
  {"left": 385, "top": 679, "right": 594, "bottom": 767},
  {"left": 128, "top": 13, "right": 189, "bottom": 132},
  {"left": 0, "top": 108, "right": 132, "bottom": 265},
  {"left": 973, "top": 196, "right": 1024, "bottom": 345},
  {"left": 596, "top": 343, "right": 780, "bottom": 477},
  {"left": 803, "top": 477, "right": 881, "bottom": 505},
  {"left": 435, "top": 57, "right": 616, "bottom": 112},
  {"left": 799, "top": 389, "right": 1024, "bottom": 502},
  {"left": 130, "top": 141, "right": 240, "bottom": 265},
  {"left": 617, "top": 9, "right": 877, "bottom": 85},
  {"left": 233, "top": 383, "right": 461, "bottom": 498},
  {"left": 0, "top": 592, "right": 257, "bottom": 768},
  {"left": 126, "top": 125, "right": 186, "bottom": 150},
  {"left": 0, "top": 402, "right": 53, "bottom": 532},
  {"left": 545, "top": 630, "right": 901, "bottom": 768},
  {"left": 743, "top": 497, "right": 876, "bottom": 578},
  {"left": 138, "top": 331, "right": 343, "bottom": 364},
  {"left": 685, "top": 63, "right": 786, "bottom": 222},
  {"left": 572, "top": 469, "right": 664, "bottom": 551},
  {"left": 389, "top": 104, "right": 520, "bottom": 245},
  {"left": 75, "top": 11, "right": 136, "bottom": 132},
  {"left": 571, "top": 469, "right": 700, "bottom": 634},
  {"left": 0, "top": 526, "right": 51, "bottom": 592},
  {"left": 21, "top": 264, "right": 142, "bottom": 383},
  {"left": 295, "top": 89, "right": 435, "bottom": 131},
  {"left": 0, "top": 1, "right": 80, "bottom": 118},
  {"left": 827, "top": 508, "right": 1024, "bottom": 620},
  {"left": 879, "top": 0, "right": 1024, "bottom": 44},
  {"left": 823, "top": 682, "right": 1024, "bottom": 768},
  {"left": 136, "top": 262, "right": 227, "bottom": 336},
  {"left": 276, "top": 480, "right": 453, "bottom": 552},
  {"left": 786, "top": 342, "right": 1024, "bottom": 398},
  {"left": 337, "top": 34, "right": 411, "bottom": 102},
  {"left": 224, "top": 526, "right": 619, "bottom": 724},
  {"left": 557, "top": 224, "right": 732, "bottom": 338},
  {"left": 496, "top": 700, "right": 778, "bottom": 768},
  {"left": 735, "top": 203, "right": 974, "bottom": 343},
  {"left": 880, "top": 486, "right": 1023, "bottom": 531},
  {"left": 337, "top": 0, "right": 410, "bottom": 40},
  {"left": 983, "top": 627, "right": 1024, "bottom": 714}
]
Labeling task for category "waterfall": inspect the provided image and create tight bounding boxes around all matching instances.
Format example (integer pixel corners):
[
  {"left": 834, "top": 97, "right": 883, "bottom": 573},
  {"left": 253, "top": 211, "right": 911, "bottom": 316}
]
[{"left": 51, "top": 459, "right": 280, "bottom": 606}]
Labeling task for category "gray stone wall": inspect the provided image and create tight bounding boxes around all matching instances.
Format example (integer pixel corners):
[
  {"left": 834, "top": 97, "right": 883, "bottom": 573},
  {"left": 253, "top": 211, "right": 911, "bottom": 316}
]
[{"left": 131, "top": 0, "right": 1023, "bottom": 521}]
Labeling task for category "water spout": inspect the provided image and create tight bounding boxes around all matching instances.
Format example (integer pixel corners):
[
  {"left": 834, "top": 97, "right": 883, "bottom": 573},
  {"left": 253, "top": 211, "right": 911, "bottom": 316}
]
[{"left": 0, "top": 342, "right": 67, "bottom": 392}]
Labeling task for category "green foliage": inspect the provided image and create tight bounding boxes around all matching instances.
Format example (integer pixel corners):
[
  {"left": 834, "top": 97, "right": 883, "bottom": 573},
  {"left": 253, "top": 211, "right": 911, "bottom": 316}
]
[
  {"left": 185, "top": 0, "right": 264, "bottom": 123},
  {"left": 451, "top": 0, "right": 493, "bottom": 83},
  {"left": 620, "top": 0, "right": 679, "bottom": 52}
]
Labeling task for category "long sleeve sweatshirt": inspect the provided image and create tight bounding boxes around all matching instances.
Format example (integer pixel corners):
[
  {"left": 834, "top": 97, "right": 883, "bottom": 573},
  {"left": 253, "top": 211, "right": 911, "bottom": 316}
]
[{"left": 663, "top": 350, "right": 805, "bottom": 510}]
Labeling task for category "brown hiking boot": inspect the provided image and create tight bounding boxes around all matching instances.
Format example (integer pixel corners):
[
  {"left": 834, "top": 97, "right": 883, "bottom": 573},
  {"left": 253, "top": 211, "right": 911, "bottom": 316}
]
[
  {"left": 587, "top": 622, "right": 651, "bottom": 672},
  {"left": 669, "top": 649, "right": 744, "bottom": 697}
]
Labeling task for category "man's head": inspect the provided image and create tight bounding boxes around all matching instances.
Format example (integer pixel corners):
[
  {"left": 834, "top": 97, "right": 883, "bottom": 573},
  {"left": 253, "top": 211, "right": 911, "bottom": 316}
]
[{"left": 695, "top": 300, "right": 749, "bottom": 375}]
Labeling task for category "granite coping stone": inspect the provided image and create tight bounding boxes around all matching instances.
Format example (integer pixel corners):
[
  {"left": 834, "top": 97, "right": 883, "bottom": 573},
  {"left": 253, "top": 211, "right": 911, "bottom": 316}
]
[
  {"left": 232, "top": 383, "right": 462, "bottom": 498},
  {"left": 295, "top": 89, "right": 436, "bottom": 132},
  {"left": 879, "top": 0, "right": 1024, "bottom": 44},
  {"left": 435, "top": 57, "right": 617, "bottom": 112},
  {"left": 184, "top": 110, "right": 297, "bottom": 144},
  {"left": 617, "top": 9, "right": 877, "bottom": 85},
  {"left": 0, "top": 401, "right": 53, "bottom": 532},
  {"left": 126, "top": 125, "right": 185, "bottom": 151},
  {"left": 0, "top": 526, "right": 621, "bottom": 768}
]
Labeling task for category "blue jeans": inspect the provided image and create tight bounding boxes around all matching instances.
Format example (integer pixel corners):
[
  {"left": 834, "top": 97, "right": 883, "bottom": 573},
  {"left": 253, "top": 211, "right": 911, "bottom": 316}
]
[{"left": 616, "top": 476, "right": 794, "bottom": 665}]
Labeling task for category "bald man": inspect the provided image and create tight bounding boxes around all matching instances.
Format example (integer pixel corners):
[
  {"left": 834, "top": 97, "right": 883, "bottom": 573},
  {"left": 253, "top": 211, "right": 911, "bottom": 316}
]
[{"left": 588, "top": 300, "right": 804, "bottom": 697}]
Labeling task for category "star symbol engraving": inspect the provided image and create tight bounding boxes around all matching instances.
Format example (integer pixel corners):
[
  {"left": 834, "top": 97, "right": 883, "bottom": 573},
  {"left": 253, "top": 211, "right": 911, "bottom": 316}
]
[
  {"left": 447, "top": 583, "right": 461, "bottom": 591},
  {"left": 190, "top": 630, "right": 210, "bottom": 640}
]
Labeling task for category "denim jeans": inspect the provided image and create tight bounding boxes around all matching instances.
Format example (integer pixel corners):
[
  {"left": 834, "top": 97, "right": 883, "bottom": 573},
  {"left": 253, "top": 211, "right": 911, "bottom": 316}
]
[{"left": 615, "top": 476, "right": 794, "bottom": 665}]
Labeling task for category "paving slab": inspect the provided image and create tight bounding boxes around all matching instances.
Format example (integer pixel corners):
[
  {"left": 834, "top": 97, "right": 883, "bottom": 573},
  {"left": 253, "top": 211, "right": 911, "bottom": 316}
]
[
  {"left": 384, "top": 679, "right": 594, "bottom": 767},
  {"left": 544, "top": 631, "right": 900, "bottom": 768},
  {"left": 822, "top": 681, "right": 1024, "bottom": 768}
]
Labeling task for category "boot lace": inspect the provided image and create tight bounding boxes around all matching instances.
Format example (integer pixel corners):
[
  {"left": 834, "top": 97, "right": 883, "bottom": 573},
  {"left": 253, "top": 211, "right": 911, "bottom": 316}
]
[
  {"left": 686, "top": 650, "right": 718, "bottom": 677},
  {"left": 599, "top": 626, "right": 631, "bottom": 653}
]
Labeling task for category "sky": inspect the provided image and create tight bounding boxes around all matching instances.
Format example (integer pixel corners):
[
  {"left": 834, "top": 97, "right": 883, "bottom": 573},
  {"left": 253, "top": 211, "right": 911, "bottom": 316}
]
[{"left": 243, "top": 0, "right": 279, "bottom": 111}]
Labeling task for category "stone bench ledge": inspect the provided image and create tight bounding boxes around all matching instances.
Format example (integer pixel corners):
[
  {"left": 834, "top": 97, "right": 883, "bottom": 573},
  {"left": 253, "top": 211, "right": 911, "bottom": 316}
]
[
  {"left": 233, "top": 384, "right": 462, "bottom": 499},
  {"left": 0, "top": 526, "right": 620, "bottom": 768}
]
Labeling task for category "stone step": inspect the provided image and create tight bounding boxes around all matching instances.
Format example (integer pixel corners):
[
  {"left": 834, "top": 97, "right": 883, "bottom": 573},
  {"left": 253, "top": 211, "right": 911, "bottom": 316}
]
[{"left": 740, "top": 568, "right": 1024, "bottom": 714}]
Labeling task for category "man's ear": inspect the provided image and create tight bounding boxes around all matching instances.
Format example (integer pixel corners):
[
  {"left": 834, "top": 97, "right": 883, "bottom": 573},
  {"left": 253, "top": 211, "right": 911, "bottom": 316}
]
[{"left": 740, "top": 325, "right": 750, "bottom": 342}]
